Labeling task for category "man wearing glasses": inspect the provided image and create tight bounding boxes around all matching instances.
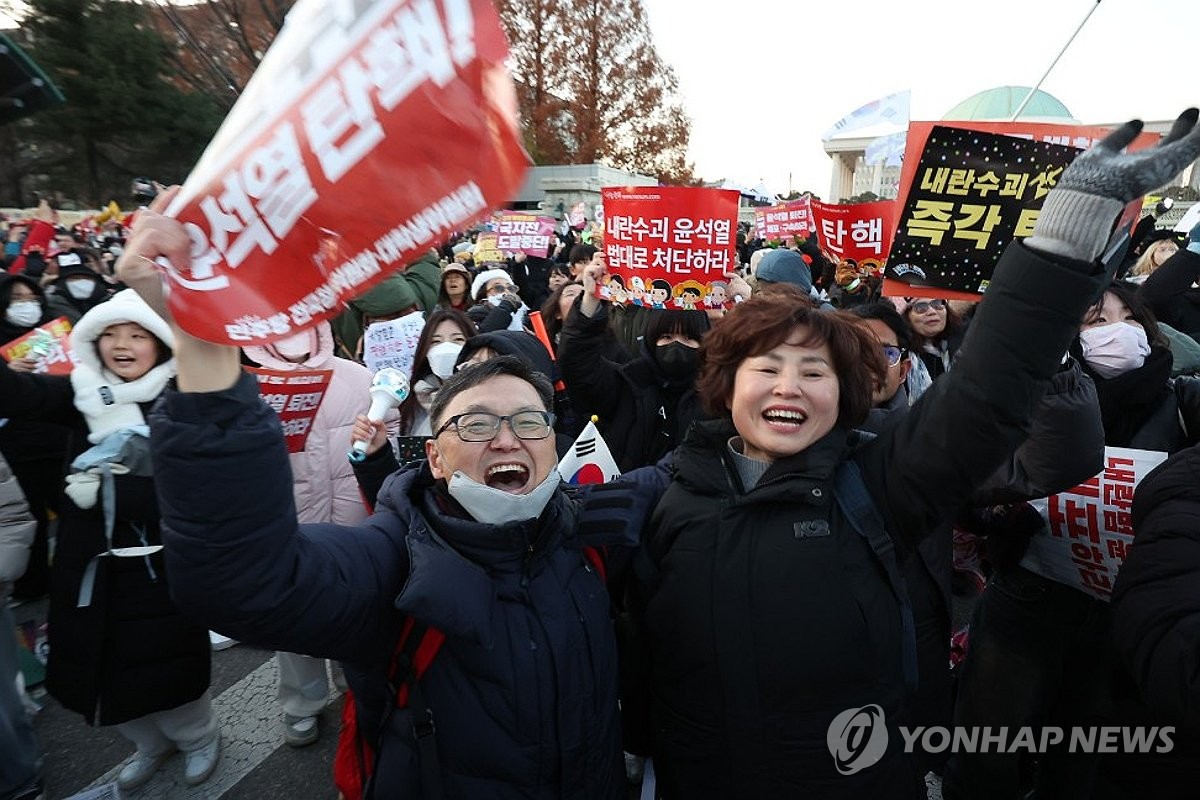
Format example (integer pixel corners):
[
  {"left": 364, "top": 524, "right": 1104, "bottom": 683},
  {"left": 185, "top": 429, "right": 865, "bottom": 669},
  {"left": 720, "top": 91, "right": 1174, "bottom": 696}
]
[
  {"left": 849, "top": 302, "right": 914, "bottom": 434},
  {"left": 137, "top": 233, "right": 665, "bottom": 800}
]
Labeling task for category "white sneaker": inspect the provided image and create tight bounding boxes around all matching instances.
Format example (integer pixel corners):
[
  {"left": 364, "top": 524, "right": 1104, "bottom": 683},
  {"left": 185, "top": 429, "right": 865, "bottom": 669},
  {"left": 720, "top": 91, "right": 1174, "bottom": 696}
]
[
  {"left": 183, "top": 737, "right": 220, "bottom": 786},
  {"left": 283, "top": 714, "right": 319, "bottom": 747},
  {"left": 209, "top": 631, "right": 237, "bottom": 651},
  {"left": 116, "top": 749, "right": 175, "bottom": 791}
]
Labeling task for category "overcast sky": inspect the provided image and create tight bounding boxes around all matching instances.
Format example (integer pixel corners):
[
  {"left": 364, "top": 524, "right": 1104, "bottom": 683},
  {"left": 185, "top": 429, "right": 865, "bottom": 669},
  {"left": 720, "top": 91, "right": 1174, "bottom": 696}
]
[{"left": 640, "top": 0, "right": 1198, "bottom": 196}]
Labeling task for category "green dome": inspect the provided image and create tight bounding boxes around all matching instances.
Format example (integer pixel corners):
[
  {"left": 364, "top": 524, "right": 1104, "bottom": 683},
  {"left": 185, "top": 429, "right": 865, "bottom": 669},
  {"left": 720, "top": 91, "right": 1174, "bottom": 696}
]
[{"left": 943, "top": 87, "right": 1074, "bottom": 121}]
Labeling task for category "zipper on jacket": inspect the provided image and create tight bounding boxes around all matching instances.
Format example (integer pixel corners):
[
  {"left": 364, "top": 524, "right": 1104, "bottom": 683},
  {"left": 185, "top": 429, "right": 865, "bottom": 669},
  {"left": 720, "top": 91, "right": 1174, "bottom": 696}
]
[{"left": 521, "top": 538, "right": 534, "bottom": 588}]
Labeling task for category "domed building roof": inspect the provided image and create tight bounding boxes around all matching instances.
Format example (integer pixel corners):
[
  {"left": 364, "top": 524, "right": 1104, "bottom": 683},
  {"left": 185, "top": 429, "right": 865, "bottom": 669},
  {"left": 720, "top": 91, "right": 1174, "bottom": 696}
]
[{"left": 943, "top": 87, "right": 1075, "bottom": 121}]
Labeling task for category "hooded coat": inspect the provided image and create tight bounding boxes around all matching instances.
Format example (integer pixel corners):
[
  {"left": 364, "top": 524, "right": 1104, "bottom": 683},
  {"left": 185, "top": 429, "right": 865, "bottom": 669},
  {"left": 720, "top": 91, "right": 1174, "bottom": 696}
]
[
  {"left": 0, "top": 292, "right": 209, "bottom": 725},
  {"left": 243, "top": 322, "right": 374, "bottom": 525}
]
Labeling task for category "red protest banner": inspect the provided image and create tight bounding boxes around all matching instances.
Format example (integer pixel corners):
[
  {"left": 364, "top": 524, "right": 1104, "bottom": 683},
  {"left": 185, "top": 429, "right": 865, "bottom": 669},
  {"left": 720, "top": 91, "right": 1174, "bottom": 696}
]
[
  {"left": 884, "top": 120, "right": 1159, "bottom": 301},
  {"left": 601, "top": 187, "right": 738, "bottom": 309},
  {"left": 810, "top": 199, "right": 896, "bottom": 272},
  {"left": 753, "top": 199, "right": 812, "bottom": 243},
  {"left": 245, "top": 367, "right": 334, "bottom": 453},
  {"left": 1, "top": 317, "right": 77, "bottom": 375},
  {"left": 493, "top": 212, "right": 556, "bottom": 257},
  {"left": 161, "top": 0, "right": 529, "bottom": 345}
]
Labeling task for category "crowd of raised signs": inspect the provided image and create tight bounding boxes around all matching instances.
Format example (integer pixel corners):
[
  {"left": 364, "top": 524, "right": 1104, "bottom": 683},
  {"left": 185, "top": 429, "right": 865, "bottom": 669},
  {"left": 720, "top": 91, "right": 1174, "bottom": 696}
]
[{"left": 5, "top": 120, "right": 1200, "bottom": 800}]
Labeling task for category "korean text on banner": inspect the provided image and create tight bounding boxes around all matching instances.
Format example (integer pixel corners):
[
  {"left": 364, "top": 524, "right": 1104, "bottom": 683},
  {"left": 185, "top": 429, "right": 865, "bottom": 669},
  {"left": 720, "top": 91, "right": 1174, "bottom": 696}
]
[
  {"left": 602, "top": 187, "right": 738, "bottom": 310},
  {"left": 884, "top": 120, "right": 1159, "bottom": 301},
  {"left": 245, "top": 367, "right": 334, "bottom": 453},
  {"left": 810, "top": 199, "right": 896, "bottom": 271},
  {"left": 753, "top": 199, "right": 813, "bottom": 243},
  {"left": 161, "top": 0, "right": 530, "bottom": 345},
  {"left": 1, "top": 316, "right": 77, "bottom": 375},
  {"left": 493, "top": 212, "right": 556, "bottom": 257},
  {"left": 362, "top": 310, "right": 426, "bottom": 377},
  {"left": 886, "top": 125, "right": 1080, "bottom": 297},
  {"left": 1025, "top": 447, "right": 1168, "bottom": 601}
]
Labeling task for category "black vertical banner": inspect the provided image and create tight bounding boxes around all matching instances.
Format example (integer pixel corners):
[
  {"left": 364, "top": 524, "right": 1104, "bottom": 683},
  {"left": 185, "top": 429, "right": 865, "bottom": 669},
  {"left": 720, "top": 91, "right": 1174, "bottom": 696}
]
[{"left": 885, "top": 126, "right": 1081, "bottom": 295}]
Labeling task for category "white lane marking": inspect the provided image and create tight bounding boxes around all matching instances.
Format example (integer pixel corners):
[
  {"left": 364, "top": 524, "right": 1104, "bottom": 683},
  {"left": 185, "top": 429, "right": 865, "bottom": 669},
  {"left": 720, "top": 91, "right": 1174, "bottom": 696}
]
[{"left": 82, "top": 656, "right": 341, "bottom": 798}]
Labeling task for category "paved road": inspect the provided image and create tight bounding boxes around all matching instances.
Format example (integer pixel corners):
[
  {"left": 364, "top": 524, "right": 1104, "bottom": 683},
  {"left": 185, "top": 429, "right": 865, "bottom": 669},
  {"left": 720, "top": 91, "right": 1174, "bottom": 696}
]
[
  {"left": 15, "top": 588, "right": 959, "bottom": 799},
  {"left": 14, "top": 597, "right": 342, "bottom": 800}
]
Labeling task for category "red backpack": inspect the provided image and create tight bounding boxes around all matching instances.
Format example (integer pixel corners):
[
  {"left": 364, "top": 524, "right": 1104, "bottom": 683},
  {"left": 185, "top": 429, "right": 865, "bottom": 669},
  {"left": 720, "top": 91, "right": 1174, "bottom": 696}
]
[{"left": 332, "top": 546, "right": 607, "bottom": 800}]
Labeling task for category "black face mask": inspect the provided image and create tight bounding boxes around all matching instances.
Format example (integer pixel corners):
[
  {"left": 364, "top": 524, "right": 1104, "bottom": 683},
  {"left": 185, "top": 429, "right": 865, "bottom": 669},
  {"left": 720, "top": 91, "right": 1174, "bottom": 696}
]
[{"left": 656, "top": 341, "right": 699, "bottom": 380}]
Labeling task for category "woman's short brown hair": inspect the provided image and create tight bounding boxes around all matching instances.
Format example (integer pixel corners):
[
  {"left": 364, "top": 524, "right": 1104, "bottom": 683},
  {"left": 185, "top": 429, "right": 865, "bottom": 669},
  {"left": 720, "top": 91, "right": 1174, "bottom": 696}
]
[{"left": 697, "top": 285, "right": 887, "bottom": 428}]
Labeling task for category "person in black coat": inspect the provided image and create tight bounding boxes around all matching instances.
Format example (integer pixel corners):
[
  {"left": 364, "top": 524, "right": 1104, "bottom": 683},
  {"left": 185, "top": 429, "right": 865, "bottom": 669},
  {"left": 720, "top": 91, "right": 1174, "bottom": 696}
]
[
  {"left": 0, "top": 290, "right": 219, "bottom": 791},
  {"left": 1138, "top": 221, "right": 1200, "bottom": 339},
  {"left": 628, "top": 112, "right": 1200, "bottom": 800},
  {"left": 946, "top": 283, "right": 1200, "bottom": 800},
  {"left": 558, "top": 264, "right": 709, "bottom": 472}
]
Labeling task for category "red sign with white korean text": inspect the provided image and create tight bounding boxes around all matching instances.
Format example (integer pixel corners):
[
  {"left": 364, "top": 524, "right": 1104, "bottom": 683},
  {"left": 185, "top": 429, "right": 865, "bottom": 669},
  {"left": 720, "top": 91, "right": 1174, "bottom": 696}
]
[
  {"left": 1025, "top": 447, "right": 1167, "bottom": 601},
  {"left": 493, "top": 212, "right": 556, "bottom": 257},
  {"left": 884, "top": 120, "right": 1159, "bottom": 301},
  {"left": 162, "top": 0, "right": 529, "bottom": 345},
  {"left": 810, "top": 199, "right": 896, "bottom": 271},
  {"left": 753, "top": 199, "right": 813, "bottom": 243},
  {"left": 245, "top": 367, "right": 334, "bottom": 453},
  {"left": 1, "top": 317, "right": 78, "bottom": 375},
  {"left": 601, "top": 187, "right": 738, "bottom": 310}
]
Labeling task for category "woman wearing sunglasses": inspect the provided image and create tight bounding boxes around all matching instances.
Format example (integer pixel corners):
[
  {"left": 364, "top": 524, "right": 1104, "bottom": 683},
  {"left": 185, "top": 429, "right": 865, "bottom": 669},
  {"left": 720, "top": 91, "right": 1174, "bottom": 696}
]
[{"left": 904, "top": 297, "right": 969, "bottom": 380}]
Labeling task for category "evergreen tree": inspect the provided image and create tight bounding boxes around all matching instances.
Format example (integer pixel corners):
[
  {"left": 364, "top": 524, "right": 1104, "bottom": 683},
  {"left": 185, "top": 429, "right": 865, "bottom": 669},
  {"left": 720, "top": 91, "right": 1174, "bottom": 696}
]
[{"left": 16, "top": 0, "right": 224, "bottom": 206}]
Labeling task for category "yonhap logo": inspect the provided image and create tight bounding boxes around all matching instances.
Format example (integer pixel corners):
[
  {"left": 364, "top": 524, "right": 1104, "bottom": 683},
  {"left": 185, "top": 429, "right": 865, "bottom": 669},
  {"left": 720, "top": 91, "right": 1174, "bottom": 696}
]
[{"left": 827, "top": 704, "right": 889, "bottom": 775}]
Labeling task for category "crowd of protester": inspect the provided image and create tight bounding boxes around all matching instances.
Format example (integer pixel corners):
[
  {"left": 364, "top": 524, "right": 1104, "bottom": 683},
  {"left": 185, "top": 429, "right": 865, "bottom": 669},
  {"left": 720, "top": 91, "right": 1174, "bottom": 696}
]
[{"left": 3, "top": 113, "right": 1200, "bottom": 800}]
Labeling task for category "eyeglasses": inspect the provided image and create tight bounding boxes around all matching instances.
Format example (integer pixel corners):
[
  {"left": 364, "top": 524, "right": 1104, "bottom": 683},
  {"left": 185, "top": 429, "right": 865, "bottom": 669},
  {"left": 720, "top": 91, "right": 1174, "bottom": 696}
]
[
  {"left": 881, "top": 344, "right": 907, "bottom": 367},
  {"left": 434, "top": 410, "right": 556, "bottom": 442},
  {"left": 486, "top": 283, "right": 518, "bottom": 296},
  {"left": 910, "top": 299, "right": 946, "bottom": 314}
]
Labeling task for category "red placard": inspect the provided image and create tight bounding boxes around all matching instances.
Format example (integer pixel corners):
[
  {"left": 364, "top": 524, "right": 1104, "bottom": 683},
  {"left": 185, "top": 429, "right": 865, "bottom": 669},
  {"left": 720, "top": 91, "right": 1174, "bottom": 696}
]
[
  {"left": 245, "top": 367, "right": 334, "bottom": 453},
  {"left": 601, "top": 186, "right": 738, "bottom": 309},
  {"left": 161, "top": 0, "right": 529, "bottom": 345},
  {"left": 753, "top": 199, "right": 813, "bottom": 243},
  {"left": 884, "top": 120, "right": 1159, "bottom": 301},
  {"left": 1, "top": 317, "right": 78, "bottom": 375},
  {"left": 810, "top": 199, "right": 897, "bottom": 271}
]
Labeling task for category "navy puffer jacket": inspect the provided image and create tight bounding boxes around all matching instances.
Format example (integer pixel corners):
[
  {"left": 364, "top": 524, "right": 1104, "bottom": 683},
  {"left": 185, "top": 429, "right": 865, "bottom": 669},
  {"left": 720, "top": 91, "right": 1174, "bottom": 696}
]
[{"left": 150, "top": 373, "right": 668, "bottom": 799}]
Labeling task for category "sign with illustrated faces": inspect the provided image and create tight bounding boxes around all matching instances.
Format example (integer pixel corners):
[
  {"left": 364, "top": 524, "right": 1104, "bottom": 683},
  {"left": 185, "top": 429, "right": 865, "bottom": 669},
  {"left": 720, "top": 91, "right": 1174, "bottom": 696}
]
[
  {"left": 884, "top": 120, "right": 1160, "bottom": 301},
  {"left": 0, "top": 316, "right": 78, "bottom": 375},
  {"left": 159, "top": 0, "right": 529, "bottom": 346},
  {"left": 1024, "top": 447, "right": 1167, "bottom": 601},
  {"left": 809, "top": 199, "right": 897, "bottom": 275},
  {"left": 245, "top": 367, "right": 334, "bottom": 453},
  {"left": 601, "top": 186, "right": 739, "bottom": 311}
]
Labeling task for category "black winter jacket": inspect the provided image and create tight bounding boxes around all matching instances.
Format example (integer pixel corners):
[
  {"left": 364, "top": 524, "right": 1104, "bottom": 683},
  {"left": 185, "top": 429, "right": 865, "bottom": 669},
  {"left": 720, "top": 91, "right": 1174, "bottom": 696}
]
[
  {"left": 558, "top": 304, "right": 703, "bottom": 472},
  {"left": 1140, "top": 247, "right": 1200, "bottom": 339},
  {"left": 632, "top": 241, "right": 1112, "bottom": 800},
  {"left": 0, "top": 363, "right": 208, "bottom": 725}
]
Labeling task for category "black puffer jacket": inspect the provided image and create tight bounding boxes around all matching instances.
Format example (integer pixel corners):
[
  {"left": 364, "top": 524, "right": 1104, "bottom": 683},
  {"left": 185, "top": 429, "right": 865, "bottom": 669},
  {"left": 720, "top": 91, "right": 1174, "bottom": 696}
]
[
  {"left": 631, "top": 241, "right": 1113, "bottom": 799},
  {"left": 1139, "top": 246, "right": 1200, "bottom": 339}
]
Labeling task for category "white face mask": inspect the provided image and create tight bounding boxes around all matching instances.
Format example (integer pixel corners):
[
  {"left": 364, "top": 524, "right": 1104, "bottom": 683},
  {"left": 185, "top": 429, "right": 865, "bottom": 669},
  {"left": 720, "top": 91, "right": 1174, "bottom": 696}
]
[
  {"left": 486, "top": 294, "right": 506, "bottom": 307},
  {"left": 426, "top": 341, "right": 463, "bottom": 379},
  {"left": 65, "top": 279, "right": 94, "bottom": 299},
  {"left": 273, "top": 332, "right": 315, "bottom": 360},
  {"left": 1079, "top": 322, "right": 1151, "bottom": 378},
  {"left": 5, "top": 301, "right": 40, "bottom": 328},
  {"left": 445, "top": 468, "right": 561, "bottom": 525}
]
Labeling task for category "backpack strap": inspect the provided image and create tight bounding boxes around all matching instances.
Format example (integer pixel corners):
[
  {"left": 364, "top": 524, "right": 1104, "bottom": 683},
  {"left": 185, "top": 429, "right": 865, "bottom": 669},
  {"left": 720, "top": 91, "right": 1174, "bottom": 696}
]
[{"left": 833, "top": 458, "right": 919, "bottom": 694}]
